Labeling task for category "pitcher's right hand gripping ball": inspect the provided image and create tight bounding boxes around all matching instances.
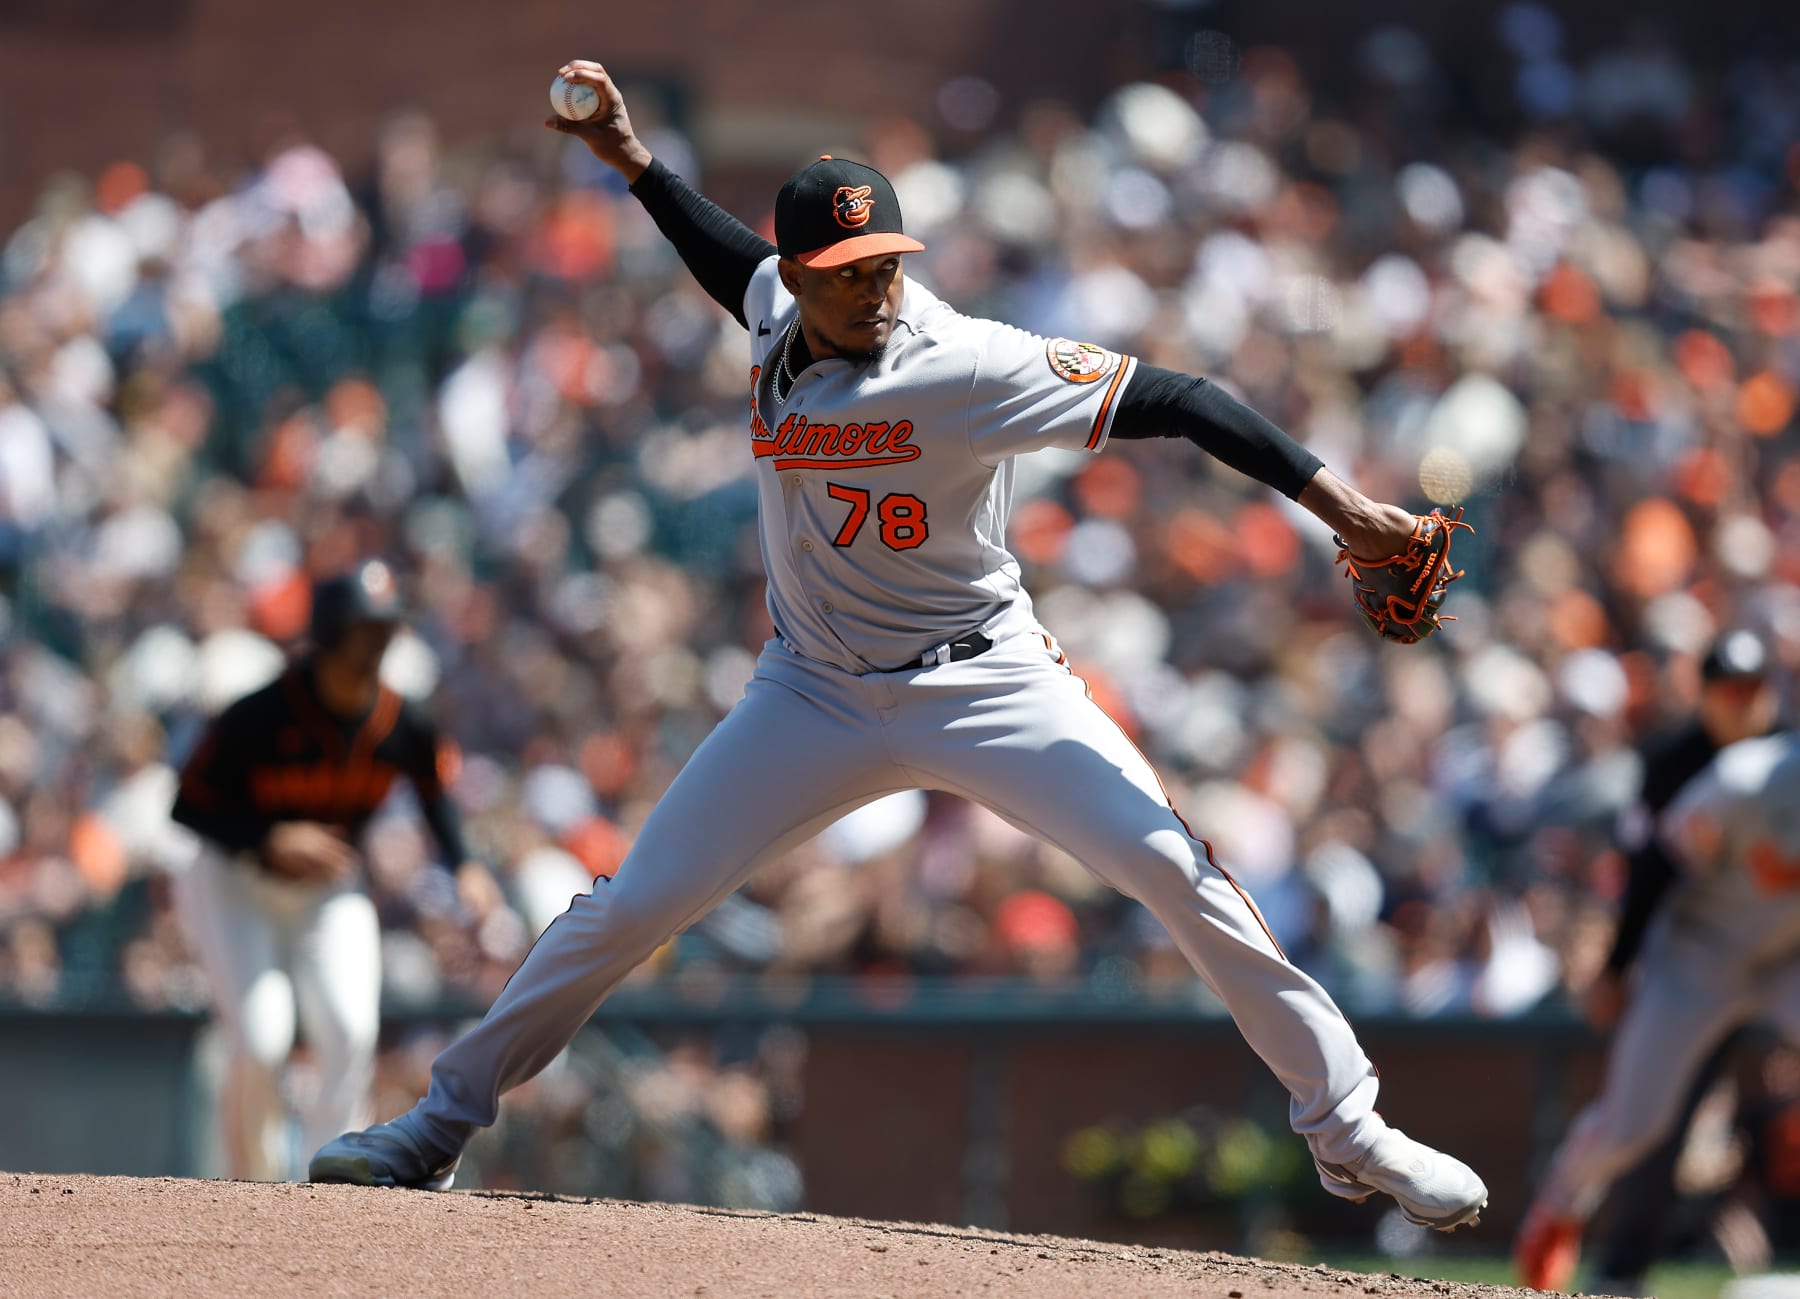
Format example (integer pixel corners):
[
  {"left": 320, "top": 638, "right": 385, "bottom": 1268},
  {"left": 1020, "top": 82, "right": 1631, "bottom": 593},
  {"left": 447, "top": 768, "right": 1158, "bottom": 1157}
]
[
  {"left": 550, "top": 73, "right": 599, "bottom": 121},
  {"left": 1335, "top": 508, "right": 1472, "bottom": 644}
]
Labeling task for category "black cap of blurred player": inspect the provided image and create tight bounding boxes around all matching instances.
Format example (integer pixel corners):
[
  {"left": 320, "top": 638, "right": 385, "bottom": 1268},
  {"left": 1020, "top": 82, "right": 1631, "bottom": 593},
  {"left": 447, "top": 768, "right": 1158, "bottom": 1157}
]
[
  {"left": 775, "top": 156, "right": 925, "bottom": 269},
  {"left": 310, "top": 560, "right": 403, "bottom": 651},
  {"left": 1701, "top": 629, "right": 1770, "bottom": 683}
]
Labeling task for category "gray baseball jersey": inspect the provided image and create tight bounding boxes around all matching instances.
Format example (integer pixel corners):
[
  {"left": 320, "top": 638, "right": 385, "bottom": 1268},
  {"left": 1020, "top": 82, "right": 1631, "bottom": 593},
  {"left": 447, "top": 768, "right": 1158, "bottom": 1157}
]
[
  {"left": 743, "top": 260, "right": 1138, "bottom": 673},
  {"left": 1660, "top": 732, "right": 1800, "bottom": 968}
]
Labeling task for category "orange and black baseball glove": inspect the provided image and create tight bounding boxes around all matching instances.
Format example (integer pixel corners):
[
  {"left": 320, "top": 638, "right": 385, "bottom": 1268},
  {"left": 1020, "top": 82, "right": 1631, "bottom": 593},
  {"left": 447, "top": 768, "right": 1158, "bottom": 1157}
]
[{"left": 1335, "top": 508, "right": 1473, "bottom": 645}]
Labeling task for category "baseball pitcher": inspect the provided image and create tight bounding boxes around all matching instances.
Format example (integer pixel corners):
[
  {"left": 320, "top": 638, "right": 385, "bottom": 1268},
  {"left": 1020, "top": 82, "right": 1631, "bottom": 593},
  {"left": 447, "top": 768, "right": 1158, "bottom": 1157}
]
[{"left": 309, "top": 61, "right": 1487, "bottom": 1230}]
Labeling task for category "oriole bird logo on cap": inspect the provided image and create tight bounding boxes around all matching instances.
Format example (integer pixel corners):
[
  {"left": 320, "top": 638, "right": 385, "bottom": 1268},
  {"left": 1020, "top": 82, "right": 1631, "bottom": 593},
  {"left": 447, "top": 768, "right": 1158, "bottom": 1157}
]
[{"left": 833, "top": 185, "right": 875, "bottom": 229}]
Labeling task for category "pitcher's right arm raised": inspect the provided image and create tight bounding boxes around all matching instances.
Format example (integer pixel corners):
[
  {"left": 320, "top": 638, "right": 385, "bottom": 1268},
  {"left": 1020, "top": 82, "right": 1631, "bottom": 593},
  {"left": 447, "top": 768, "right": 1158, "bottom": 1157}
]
[{"left": 546, "top": 59, "right": 775, "bottom": 326}]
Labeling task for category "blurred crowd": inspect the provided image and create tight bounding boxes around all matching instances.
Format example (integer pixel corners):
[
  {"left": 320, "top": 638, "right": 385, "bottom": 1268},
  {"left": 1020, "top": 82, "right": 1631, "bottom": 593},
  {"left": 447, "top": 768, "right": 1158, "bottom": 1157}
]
[{"left": 2, "top": 3, "right": 1800, "bottom": 1057}]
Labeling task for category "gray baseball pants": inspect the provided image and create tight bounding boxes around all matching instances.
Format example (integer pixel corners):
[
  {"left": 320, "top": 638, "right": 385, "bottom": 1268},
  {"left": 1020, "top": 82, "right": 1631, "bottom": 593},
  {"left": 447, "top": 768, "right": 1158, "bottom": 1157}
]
[
  {"left": 1533, "top": 927, "right": 1800, "bottom": 1219},
  {"left": 409, "top": 629, "right": 1385, "bottom": 1165}
]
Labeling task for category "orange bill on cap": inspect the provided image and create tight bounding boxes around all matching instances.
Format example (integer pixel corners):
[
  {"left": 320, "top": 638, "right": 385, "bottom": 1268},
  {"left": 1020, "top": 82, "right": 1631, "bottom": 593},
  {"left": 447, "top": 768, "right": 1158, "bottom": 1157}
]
[{"left": 797, "top": 232, "right": 927, "bottom": 268}]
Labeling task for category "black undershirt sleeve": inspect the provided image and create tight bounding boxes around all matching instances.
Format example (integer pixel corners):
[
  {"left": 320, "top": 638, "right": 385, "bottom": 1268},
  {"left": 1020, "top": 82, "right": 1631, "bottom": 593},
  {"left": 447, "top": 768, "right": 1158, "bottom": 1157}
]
[
  {"left": 397, "top": 704, "right": 473, "bottom": 866},
  {"left": 171, "top": 807, "right": 268, "bottom": 855},
  {"left": 1604, "top": 727, "right": 1718, "bottom": 973},
  {"left": 1604, "top": 846, "right": 1677, "bottom": 973},
  {"left": 1111, "top": 363, "right": 1323, "bottom": 501},
  {"left": 418, "top": 796, "right": 472, "bottom": 869},
  {"left": 628, "top": 158, "right": 777, "bottom": 328}
]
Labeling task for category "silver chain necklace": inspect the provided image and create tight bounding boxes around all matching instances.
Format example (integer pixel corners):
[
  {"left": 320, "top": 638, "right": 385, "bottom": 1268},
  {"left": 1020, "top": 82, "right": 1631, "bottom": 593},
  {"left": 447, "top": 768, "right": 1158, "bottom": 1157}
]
[{"left": 771, "top": 321, "right": 801, "bottom": 405}]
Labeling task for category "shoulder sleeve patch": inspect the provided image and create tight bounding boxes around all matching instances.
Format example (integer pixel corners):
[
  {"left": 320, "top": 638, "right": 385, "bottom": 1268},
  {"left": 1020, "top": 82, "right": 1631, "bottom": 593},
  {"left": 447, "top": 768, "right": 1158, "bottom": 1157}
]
[{"left": 1046, "top": 338, "right": 1113, "bottom": 384}]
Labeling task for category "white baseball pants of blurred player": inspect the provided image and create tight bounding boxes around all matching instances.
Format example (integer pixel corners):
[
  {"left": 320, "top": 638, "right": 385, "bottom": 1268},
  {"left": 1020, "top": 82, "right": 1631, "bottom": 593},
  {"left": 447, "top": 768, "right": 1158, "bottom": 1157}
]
[
  {"left": 176, "top": 847, "right": 381, "bottom": 1180},
  {"left": 408, "top": 630, "right": 1385, "bottom": 1167},
  {"left": 1531, "top": 925, "right": 1800, "bottom": 1219}
]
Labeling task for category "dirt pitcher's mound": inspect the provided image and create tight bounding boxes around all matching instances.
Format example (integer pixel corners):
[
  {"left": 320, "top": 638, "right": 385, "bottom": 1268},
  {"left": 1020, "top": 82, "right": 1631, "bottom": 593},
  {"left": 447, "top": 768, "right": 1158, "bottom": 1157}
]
[{"left": 5, "top": 1172, "right": 1522, "bottom": 1299}]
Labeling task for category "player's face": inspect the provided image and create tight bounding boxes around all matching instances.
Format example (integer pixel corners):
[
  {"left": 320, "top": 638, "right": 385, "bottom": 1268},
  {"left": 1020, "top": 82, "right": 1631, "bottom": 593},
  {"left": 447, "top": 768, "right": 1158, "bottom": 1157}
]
[
  {"left": 785, "top": 254, "right": 904, "bottom": 362},
  {"left": 1700, "top": 676, "right": 1777, "bottom": 745},
  {"left": 330, "top": 619, "right": 397, "bottom": 685}
]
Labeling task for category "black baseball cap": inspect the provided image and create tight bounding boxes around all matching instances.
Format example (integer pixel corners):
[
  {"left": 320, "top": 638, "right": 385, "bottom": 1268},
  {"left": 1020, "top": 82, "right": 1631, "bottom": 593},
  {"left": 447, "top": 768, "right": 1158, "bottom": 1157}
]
[
  {"left": 1701, "top": 628, "right": 1770, "bottom": 682},
  {"left": 775, "top": 156, "right": 925, "bottom": 269},
  {"left": 310, "top": 559, "right": 403, "bottom": 649}
]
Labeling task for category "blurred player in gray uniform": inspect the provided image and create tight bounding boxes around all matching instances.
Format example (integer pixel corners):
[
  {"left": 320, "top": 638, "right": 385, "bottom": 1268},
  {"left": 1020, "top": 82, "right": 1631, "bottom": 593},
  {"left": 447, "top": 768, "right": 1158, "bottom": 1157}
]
[
  {"left": 309, "top": 59, "right": 1487, "bottom": 1228},
  {"left": 1516, "top": 723, "right": 1800, "bottom": 1289},
  {"left": 1578, "top": 631, "right": 1778, "bottom": 1294}
]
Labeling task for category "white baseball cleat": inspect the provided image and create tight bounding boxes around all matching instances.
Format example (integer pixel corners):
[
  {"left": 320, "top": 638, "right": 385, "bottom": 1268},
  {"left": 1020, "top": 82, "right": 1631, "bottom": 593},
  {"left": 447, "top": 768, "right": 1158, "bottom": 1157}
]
[
  {"left": 308, "top": 1118, "right": 462, "bottom": 1191},
  {"left": 1315, "top": 1127, "right": 1488, "bottom": 1231}
]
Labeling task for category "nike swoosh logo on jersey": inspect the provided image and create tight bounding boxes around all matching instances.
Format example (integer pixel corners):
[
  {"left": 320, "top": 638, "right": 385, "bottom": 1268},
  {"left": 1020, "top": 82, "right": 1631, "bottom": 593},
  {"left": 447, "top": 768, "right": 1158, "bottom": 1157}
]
[{"left": 757, "top": 321, "right": 772, "bottom": 336}]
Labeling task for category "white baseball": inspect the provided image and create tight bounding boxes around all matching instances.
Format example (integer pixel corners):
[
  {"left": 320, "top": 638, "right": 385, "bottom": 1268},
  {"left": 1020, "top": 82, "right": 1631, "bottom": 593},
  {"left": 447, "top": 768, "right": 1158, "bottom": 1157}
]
[{"left": 550, "top": 75, "right": 601, "bottom": 121}]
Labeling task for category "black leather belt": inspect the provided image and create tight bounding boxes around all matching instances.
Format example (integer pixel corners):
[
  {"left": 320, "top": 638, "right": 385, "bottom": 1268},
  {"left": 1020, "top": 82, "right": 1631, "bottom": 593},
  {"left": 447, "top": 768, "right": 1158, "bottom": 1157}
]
[{"left": 918, "top": 631, "right": 993, "bottom": 668}]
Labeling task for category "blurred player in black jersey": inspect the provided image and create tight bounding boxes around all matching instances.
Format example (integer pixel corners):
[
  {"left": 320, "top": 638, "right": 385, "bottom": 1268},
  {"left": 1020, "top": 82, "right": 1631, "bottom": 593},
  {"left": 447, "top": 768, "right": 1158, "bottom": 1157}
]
[{"left": 171, "top": 560, "right": 480, "bottom": 1180}]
